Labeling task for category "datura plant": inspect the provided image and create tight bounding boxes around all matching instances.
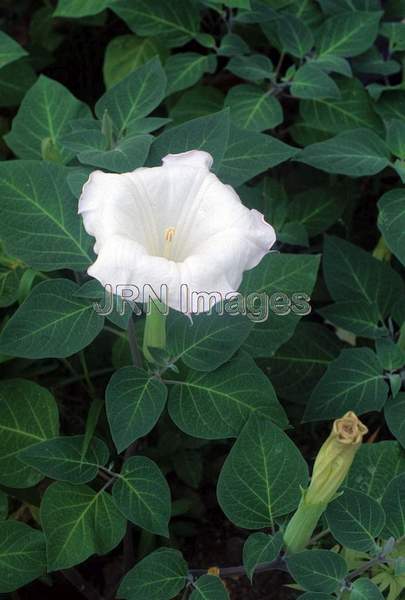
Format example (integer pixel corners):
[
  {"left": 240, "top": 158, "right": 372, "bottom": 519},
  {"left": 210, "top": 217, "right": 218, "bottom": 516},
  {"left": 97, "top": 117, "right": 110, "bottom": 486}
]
[{"left": 0, "top": 1, "right": 404, "bottom": 600}]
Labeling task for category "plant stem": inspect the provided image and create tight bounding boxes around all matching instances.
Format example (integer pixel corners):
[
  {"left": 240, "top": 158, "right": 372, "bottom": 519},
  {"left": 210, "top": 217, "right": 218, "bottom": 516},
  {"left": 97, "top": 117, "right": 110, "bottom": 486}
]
[
  {"left": 189, "top": 554, "right": 286, "bottom": 578},
  {"left": 127, "top": 315, "right": 143, "bottom": 368},
  {"left": 142, "top": 300, "right": 167, "bottom": 362}
]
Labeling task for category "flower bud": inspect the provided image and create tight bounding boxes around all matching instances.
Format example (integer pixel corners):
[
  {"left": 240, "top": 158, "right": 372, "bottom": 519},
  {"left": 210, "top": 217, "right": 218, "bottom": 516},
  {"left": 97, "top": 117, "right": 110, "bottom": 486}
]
[{"left": 284, "top": 412, "right": 368, "bottom": 554}]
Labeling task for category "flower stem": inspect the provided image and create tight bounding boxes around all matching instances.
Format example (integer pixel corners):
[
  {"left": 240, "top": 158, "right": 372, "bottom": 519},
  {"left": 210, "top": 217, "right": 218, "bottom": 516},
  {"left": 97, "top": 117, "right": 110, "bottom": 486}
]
[{"left": 142, "top": 300, "right": 167, "bottom": 362}]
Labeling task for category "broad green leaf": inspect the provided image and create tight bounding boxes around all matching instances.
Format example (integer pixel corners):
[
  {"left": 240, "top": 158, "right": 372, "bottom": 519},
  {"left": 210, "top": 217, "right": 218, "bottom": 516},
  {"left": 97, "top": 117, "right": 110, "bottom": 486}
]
[
  {"left": 287, "top": 187, "right": 343, "bottom": 236},
  {"left": 300, "top": 77, "right": 383, "bottom": 134},
  {"left": 218, "top": 33, "right": 250, "bottom": 56},
  {"left": 350, "top": 578, "right": 384, "bottom": 600},
  {"left": 291, "top": 64, "right": 340, "bottom": 100},
  {"left": 326, "top": 488, "right": 385, "bottom": 551},
  {"left": 0, "top": 31, "right": 27, "bottom": 69},
  {"left": 319, "top": 301, "right": 387, "bottom": 339},
  {"left": 0, "top": 379, "right": 59, "bottom": 488},
  {"left": 352, "top": 48, "right": 400, "bottom": 77},
  {"left": 190, "top": 575, "right": 229, "bottom": 599},
  {"left": 385, "top": 393, "right": 405, "bottom": 449},
  {"left": 347, "top": 441, "right": 405, "bottom": 502},
  {"left": 0, "top": 279, "right": 104, "bottom": 359},
  {"left": 169, "top": 353, "right": 288, "bottom": 439},
  {"left": 218, "top": 126, "right": 297, "bottom": 187},
  {"left": 54, "top": 0, "right": 109, "bottom": 17},
  {"left": 317, "top": 11, "right": 382, "bottom": 58},
  {"left": 170, "top": 85, "right": 224, "bottom": 124},
  {"left": 0, "top": 521, "right": 46, "bottom": 593},
  {"left": 0, "top": 266, "right": 21, "bottom": 307},
  {"left": 112, "top": 0, "right": 200, "bottom": 47},
  {"left": 0, "top": 161, "right": 92, "bottom": 271},
  {"left": 298, "top": 129, "right": 390, "bottom": 176},
  {"left": 226, "top": 54, "right": 273, "bottom": 81},
  {"left": 166, "top": 53, "right": 216, "bottom": 95},
  {"left": 118, "top": 547, "right": 188, "bottom": 600},
  {"left": 103, "top": 35, "right": 166, "bottom": 89},
  {"left": 287, "top": 550, "right": 347, "bottom": 594},
  {"left": 0, "top": 492, "right": 7, "bottom": 519},
  {"left": 0, "top": 60, "right": 37, "bottom": 107},
  {"left": 41, "top": 482, "right": 126, "bottom": 571},
  {"left": 381, "top": 473, "right": 405, "bottom": 538},
  {"left": 106, "top": 367, "right": 167, "bottom": 453},
  {"left": 267, "top": 322, "right": 343, "bottom": 402},
  {"left": 276, "top": 13, "right": 314, "bottom": 57},
  {"left": 225, "top": 84, "right": 283, "bottom": 131},
  {"left": 311, "top": 55, "right": 352, "bottom": 77},
  {"left": 376, "top": 337, "right": 405, "bottom": 372},
  {"left": 19, "top": 435, "right": 109, "bottom": 484},
  {"left": 167, "top": 309, "right": 252, "bottom": 372},
  {"left": 378, "top": 189, "right": 405, "bottom": 267},
  {"left": 149, "top": 110, "right": 230, "bottom": 168},
  {"left": 304, "top": 348, "right": 388, "bottom": 421},
  {"left": 112, "top": 456, "right": 171, "bottom": 536},
  {"left": 4, "top": 75, "right": 90, "bottom": 162},
  {"left": 62, "top": 128, "right": 153, "bottom": 173},
  {"left": 243, "top": 531, "right": 283, "bottom": 581},
  {"left": 323, "top": 235, "right": 404, "bottom": 318},
  {"left": 96, "top": 58, "right": 166, "bottom": 137},
  {"left": 386, "top": 119, "right": 405, "bottom": 159},
  {"left": 318, "top": 0, "right": 380, "bottom": 13},
  {"left": 217, "top": 415, "right": 308, "bottom": 528},
  {"left": 375, "top": 90, "right": 405, "bottom": 123},
  {"left": 241, "top": 253, "right": 320, "bottom": 357}
]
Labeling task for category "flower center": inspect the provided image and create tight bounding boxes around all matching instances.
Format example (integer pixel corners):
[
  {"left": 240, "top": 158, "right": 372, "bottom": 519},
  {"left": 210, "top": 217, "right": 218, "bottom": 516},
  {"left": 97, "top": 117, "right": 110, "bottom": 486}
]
[{"left": 163, "top": 227, "right": 176, "bottom": 259}]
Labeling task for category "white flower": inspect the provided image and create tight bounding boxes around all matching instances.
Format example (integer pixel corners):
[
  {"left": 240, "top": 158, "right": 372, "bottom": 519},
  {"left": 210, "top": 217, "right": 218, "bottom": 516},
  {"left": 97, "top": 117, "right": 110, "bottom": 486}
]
[{"left": 78, "top": 150, "right": 276, "bottom": 313}]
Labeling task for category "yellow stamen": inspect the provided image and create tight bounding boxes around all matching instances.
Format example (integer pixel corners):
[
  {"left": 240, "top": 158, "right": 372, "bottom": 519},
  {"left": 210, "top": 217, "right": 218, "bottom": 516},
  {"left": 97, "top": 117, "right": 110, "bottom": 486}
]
[{"left": 163, "top": 227, "right": 176, "bottom": 259}]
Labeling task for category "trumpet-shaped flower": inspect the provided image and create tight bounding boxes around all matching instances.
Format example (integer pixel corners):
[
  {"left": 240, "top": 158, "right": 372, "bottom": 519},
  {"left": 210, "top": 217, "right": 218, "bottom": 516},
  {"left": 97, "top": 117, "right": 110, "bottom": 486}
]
[{"left": 78, "top": 150, "right": 276, "bottom": 313}]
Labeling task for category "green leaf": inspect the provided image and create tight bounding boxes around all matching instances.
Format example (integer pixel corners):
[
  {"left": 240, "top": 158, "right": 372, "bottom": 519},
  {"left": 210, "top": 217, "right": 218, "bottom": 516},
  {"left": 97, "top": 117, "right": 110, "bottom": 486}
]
[
  {"left": 376, "top": 337, "right": 405, "bottom": 372},
  {"left": 386, "top": 119, "right": 405, "bottom": 159},
  {"left": 304, "top": 347, "right": 388, "bottom": 421},
  {"left": 243, "top": 531, "right": 283, "bottom": 581},
  {"left": 298, "top": 129, "right": 390, "bottom": 176},
  {"left": 106, "top": 367, "right": 167, "bottom": 453},
  {"left": 347, "top": 441, "right": 405, "bottom": 502},
  {"left": 0, "top": 60, "right": 37, "bottom": 107},
  {"left": 323, "top": 235, "right": 404, "bottom": 318},
  {"left": 54, "top": 0, "right": 109, "bottom": 17},
  {"left": 190, "top": 575, "right": 229, "bottom": 599},
  {"left": 0, "top": 161, "right": 92, "bottom": 271},
  {"left": 385, "top": 393, "right": 405, "bottom": 449},
  {"left": 0, "top": 31, "right": 27, "bottom": 69},
  {"left": 167, "top": 306, "right": 253, "bottom": 372},
  {"left": 218, "top": 126, "right": 297, "bottom": 187},
  {"left": 291, "top": 64, "right": 340, "bottom": 100},
  {"left": 112, "top": 456, "right": 171, "bottom": 536},
  {"left": 4, "top": 75, "right": 90, "bottom": 162},
  {"left": 0, "top": 379, "right": 59, "bottom": 488},
  {"left": 0, "top": 491, "right": 7, "bottom": 519},
  {"left": 287, "top": 187, "right": 344, "bottom": 237},
  {"left": 96, "top": 58, "right": 166, "bottom": 137},
  {"left": 300, "top": 77, "right": 383, "bottom": 134},
  {"left": 112, "top": 0, "right": 200, "bottom": 48},
  {"left": 225, "top": 84, "right": 283, "bottom": 131},
  {"left": 103, "top": 35, "right": 166, "bottom": 89},
  {"left": 118, "top": 547, "right": 188, "bottom": 600},
  {"left": 149, "top": 110, "right": 230, "bottom": 168},
  {"left": 350, "top": 578, "right": 384, "bottom": 600},
  {"left": 41, "top": 482, "right": 126, "bottom": 571},
  {"left": 326, "top": 488, "right": 385, "bottom": 551},
  {"left": 267, "top": 322, "right": 343, "bottom": 402},
  {"left": 381, "top": 473, "right": 405, "bottom": 538},
  {"left": 287, "top": 550, "right": 348, "bottom": 594},
  {"left": 0, "top": 279, "right": 104, "bottom": 359},
  {"left": 319, "top": 301, "right": 387, "bottom": 339},
  {"left": 169, "top": 353, "right": 288, "bottom": 439},
  {"left": 170, "top": 87, "right": 224, "bottom": 126},
  {"left": 311, "top": 55, "right": 352, "bottom": 77},
  {"left": 166, "top": 53, "right": 216, "bottom": 95},
  {"left": 241, "top": 253, "right": 320, "bottom": 357},
  {"left": 19, "top": 435, "right": 109, "bottom": 484},
  {"left": 318, "top": 0, "right": 380, "bottom": 14},
  {"left": 217, "top": 415, "right": 308, "bottom": 528},
  {"left": 0, "top": 266, "right": 21, "bottom": 308},
  {"left": 378, "top": 189, "right": 405, "bottom": 267},
  {"left": 276, "top": 13, "right": 314, "bottom": 58},
  {"left": 226, "top": 54, "right": 273, "bottom": 81},
  {"left": 0, "top": 521, "right": 46, "bottom": 593},
  {"left": 317, "top": 11, "right": 382, "bottom": 58}
]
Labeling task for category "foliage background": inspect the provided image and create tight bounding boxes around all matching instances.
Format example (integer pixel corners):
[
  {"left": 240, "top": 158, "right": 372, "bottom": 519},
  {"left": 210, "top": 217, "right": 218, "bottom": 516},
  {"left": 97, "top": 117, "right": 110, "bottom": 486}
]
[{"left": 0, "top": 0, "right": 404, "bottom": 599}]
